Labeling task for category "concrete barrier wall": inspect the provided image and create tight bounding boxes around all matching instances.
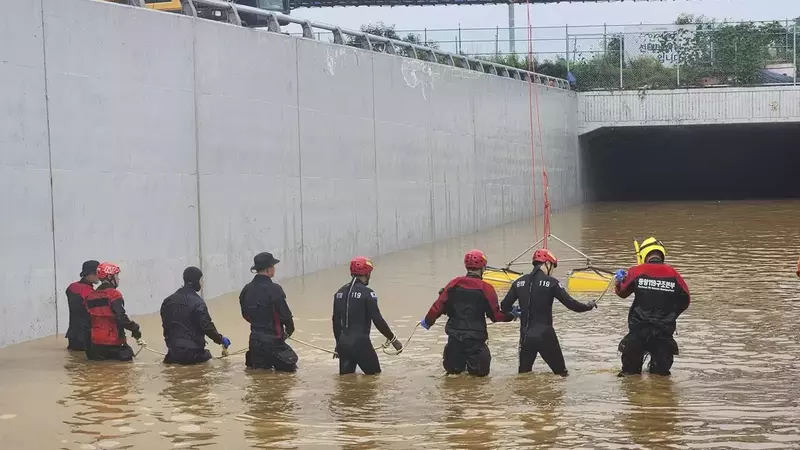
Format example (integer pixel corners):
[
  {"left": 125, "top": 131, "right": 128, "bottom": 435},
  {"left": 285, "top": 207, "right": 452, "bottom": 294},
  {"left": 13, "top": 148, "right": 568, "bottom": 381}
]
[{"left": 0, "top": 0, "right": 580, "bottom": 346}]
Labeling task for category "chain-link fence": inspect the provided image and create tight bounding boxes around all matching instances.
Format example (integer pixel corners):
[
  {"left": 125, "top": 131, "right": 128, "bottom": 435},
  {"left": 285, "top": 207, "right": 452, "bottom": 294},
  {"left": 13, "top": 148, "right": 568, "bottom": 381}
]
[{"left": 388, "top": 19, "right": 799, "bottom": 90}]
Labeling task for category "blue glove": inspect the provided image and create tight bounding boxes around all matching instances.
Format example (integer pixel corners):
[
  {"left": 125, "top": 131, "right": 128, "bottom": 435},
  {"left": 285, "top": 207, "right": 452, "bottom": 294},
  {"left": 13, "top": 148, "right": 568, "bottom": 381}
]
[
  {"left": 511, "top": 306, "right": 522, "bottom": 319},
  {"left": 614, "top": 269, "right": 627, "bottom": 282},
  {"left": 221, "top": 336, "right": 231, "bottom": 349},
  {"left": 419, "top": 319, "right": 431, "bottom": 330}
]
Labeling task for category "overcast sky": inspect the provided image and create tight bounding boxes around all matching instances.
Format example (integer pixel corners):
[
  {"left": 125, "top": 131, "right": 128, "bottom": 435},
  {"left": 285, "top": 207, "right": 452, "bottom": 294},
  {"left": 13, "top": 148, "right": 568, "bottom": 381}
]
[
  {"left": 286, "top": 0, "right": 799, "bottom": 57},
  {"left": 292, "top": 0, "right": 799, "bottom": 31}
]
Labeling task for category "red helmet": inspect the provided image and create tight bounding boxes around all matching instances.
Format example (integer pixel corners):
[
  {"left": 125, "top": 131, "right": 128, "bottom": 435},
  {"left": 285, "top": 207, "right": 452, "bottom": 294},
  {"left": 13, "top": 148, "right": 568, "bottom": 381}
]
[
  {"left": 97, "top": 262, "right": 121, "bottom": 281},
  {"left": 350, "top": 256, "right": 374, "bottom": 276},
  {"left": 464, "top": 249, "right": 488, "bottom": 270},
  {"left": 533, "top": 249, "right": 558, "bottom": 267}
]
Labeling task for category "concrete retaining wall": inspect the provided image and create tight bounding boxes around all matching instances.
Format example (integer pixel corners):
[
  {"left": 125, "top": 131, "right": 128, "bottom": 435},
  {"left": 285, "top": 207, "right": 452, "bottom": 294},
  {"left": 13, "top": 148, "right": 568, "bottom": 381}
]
[{"left": 0, "top": 0, "right": 580, "bottom": 347}]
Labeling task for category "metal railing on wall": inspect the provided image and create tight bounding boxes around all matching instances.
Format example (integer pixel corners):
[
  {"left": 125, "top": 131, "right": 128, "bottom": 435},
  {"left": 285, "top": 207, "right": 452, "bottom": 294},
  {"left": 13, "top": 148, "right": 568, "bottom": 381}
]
[
  {"left": 395, "top": 20, "right": 800, "bottom": 91},
  {"left": 118, "top": 0, "right": 570, "bottom": 89}
]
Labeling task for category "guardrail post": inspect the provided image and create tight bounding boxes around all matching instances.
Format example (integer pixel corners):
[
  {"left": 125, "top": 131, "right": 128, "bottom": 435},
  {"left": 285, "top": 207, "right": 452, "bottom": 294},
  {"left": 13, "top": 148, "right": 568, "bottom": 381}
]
[
  {"left": 301, "top": 21, "right": 314, "bottom": 39},
  {"left": 265, "top": 13, "right": 280, "bottom": 33},
  {"left": 619, "top": 33, "right": 624, "bottom": 89},
  {"left": 386, "top": 41, "right": 397, "bottom": 55},
  {"left": 361, "top": 35, "right": 372, "bottom": 51},
  {"left": 180, "top": 0, "right": 197, "bottom": 17},
  {"left": 332, "top": 27, "right": 344, "bottom": 45},
  {"left": 430, "top": 49, "right": 439, "bottom": 64},
  {"left": 226, "top": 4, "right": 242, "bottom": 26}
]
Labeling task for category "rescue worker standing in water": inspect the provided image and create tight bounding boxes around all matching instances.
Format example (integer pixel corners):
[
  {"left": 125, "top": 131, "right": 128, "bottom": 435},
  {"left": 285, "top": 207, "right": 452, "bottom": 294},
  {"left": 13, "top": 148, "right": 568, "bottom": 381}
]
[
  {"left": 160, "top": 267, "right": 231, "bottom": 365},
  {"left": 500, "top": 249, "right": 597, "bottom": 376},
  {"left": 239, "top": 252, "right": 298, "bottom": 372},
  {"left": 420, "top": 250, "right": 514, "bottom": 377},
  {"left": 65, "top": 260, "right": 100, "bottom": 351},
  {"left": 333, "top": 257, "right": 403, "bottom": 375},
  {"left": 85, "top": 262, "right": 142, "bottom": 361},
  {"left": 614, "top": 238, "right": 690, "bottom": 376}
]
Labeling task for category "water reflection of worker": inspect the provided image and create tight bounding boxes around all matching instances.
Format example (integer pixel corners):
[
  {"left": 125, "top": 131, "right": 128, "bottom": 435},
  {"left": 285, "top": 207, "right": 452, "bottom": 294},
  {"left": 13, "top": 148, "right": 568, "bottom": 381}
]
[
  {"left": 419, "top": 250, "right": 514, "bottom": 377},
  {"left": 239, "top": 252, "right": 298, "bottom": 372},
  {"left": 328, "top": 376, "right": 382, "bottom": 449},
  {"left": 440, "top": 377, "right": 498, "bottom": 446},
  {"left": 614, "top": 238, "right": 690, "bottom": 376},
  {"left": 65, "top": 260, "right": 99, "bottom": 351},
  {"left": 242, "top": 371, "right": 298, "bottom": 447},
  {"left": 160, "top": 364, "right": 221, "bottom": 418},
  {"left": 333, "top": 257, "right": 403, "bottom": 375},
  {"left": 161, "top": 267, "right": 231, "bottom": 365},
  {"left": 618, "top": 376, "right": 679, "bottom": 447},
  {"left": 62, "top": 353, "right": 138, "bottom": 436},
  {"left": 500, "top": 249, "right": 597, "bottom": 376},
  {"left": 85, "top": 263, "right": 142, "bottom": 361},
  {"left": 512, "top": 377, "right": 566, "bottom": 446}
]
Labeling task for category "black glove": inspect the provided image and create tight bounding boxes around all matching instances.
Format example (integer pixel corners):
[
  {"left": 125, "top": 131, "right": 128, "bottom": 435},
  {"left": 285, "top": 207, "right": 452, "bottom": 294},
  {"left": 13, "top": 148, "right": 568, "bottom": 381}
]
[
  {"left": 132, "top": 329, "right": 142, "bottom": 340},
  {"left": 391, "top": 339, "right": 403, "bottom": 353},
  {"left": 586, "top": 300, "right": 598, "bottom": 309},
  {"left": 438, "top": 288, "right": 445, "bottom": 295},
  {"left": 332, "top": 352, "right": 338, "bottom": 360}
]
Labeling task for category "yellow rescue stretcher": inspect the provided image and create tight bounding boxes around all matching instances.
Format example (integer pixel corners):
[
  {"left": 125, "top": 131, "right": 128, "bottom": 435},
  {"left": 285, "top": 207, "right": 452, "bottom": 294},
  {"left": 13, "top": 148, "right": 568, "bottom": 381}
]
[
  {"left": 483, "top": 266, "right": 523, "bottom": 290},
  {"left": 564, "top": 266, "right": 615, "bottom": 293},
  {"left": 484, "top": 265, "right": 614, "bottom": 293}
]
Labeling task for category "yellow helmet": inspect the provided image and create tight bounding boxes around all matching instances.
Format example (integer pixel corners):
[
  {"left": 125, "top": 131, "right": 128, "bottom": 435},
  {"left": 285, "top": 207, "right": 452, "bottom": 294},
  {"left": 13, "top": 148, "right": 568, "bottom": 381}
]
[{"left": 634, "top": 237, "right": 666, "bottom": 264}]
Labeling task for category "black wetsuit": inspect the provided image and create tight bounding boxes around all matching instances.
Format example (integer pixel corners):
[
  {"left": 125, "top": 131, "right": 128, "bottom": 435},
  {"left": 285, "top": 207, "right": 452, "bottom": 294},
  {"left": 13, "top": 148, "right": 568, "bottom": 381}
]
[
  {"left": 161, "top": 286, "right": 224, "bottom": 365},
  {"left": 500, "top": 268, "right": 594, "bottom": 375},
  {"left": 332, "top": 279, "right": 396, "bottom": 375},
  {"left": 65, "top": 279, "right": 94, "bottom": 351},
  {"left": 615, "top": 262, "right": 691, "bottom": 375},
  {"left": 239, "top": 274, "right": 298, "bottom": 372},
  {"left": 425, "top": 273, "right": 513, "bottom": 377}
]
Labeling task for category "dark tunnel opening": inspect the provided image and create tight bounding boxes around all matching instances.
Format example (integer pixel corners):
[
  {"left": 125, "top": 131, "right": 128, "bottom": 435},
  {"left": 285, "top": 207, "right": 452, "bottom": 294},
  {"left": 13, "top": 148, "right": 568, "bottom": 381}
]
[{"left": 581, "top": 123, "right": 800, "bottom": 202}]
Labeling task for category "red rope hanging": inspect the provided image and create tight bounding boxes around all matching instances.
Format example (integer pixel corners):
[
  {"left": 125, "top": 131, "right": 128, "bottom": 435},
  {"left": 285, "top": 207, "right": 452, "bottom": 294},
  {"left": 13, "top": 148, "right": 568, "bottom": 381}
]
[{"left": 525, "top": 0, "right": 551, "bottom": 248}]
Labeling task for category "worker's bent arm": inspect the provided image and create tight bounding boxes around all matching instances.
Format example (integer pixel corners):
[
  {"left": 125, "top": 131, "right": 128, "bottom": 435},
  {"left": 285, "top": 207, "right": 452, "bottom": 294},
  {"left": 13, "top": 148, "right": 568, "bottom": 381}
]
[
  {"left": 482, "top": 283, "right": 513, "bottom": 322},
  {"left": 554, "top": 283, "right": 594, "bottom": 312},
  {"left": 367, "top": 293, "right": 396, "bottom": 341},
  {"left": 194, "top": 302, "right": 224, "bottom": 345},
  {"left": 110, "top": 298, "right": 141, "bottom": 334},
  {"left": 615, "top": 266, "right": 638, "bottom": 299},
  {"left": 276, "top": 287, "right": 295, "bottom": 337},
  {"left": 500, "top": 283, "right": 519, "bottom": 314},
  {"left": 425, "top": 279, "right": 457, "bottom": 326},
  {"left": 674, "top": 271, "right": 691, "bottom": 316},
  {"left": 238, "top": 287, "right": 252, "bottom": 323},
  {"left": 332, "top": 297, "right": 343, "bottom": 343}
]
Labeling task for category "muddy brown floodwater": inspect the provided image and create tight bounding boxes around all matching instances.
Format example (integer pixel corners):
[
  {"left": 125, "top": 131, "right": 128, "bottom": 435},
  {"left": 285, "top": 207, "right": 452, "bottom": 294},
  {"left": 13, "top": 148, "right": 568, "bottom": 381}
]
[{"left": 1, "top": 201, "right": 800, "bottom": 449}]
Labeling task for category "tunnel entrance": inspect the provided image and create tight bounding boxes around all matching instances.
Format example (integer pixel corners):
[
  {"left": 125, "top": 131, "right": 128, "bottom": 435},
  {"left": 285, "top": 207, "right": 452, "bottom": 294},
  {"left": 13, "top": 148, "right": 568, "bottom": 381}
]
[{"left": 580, "top": 123, "right": 800, "bottom": 202}]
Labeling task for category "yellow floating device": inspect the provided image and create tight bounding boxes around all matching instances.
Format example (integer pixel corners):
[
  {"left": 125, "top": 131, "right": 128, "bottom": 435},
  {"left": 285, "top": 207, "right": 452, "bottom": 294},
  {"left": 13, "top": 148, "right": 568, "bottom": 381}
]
[
  {"left": 565, "top": 267, "right": 614, "bottom": 293},
  {"left": 483, "top": 267, "right": 522, "bottom": 291}
]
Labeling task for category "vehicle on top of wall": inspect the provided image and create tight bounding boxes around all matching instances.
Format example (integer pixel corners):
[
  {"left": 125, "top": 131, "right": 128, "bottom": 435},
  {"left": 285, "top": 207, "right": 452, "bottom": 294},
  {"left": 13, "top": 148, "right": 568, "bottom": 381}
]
[{"left": 103, "top": 0, "right": 291, "bottom": 26}]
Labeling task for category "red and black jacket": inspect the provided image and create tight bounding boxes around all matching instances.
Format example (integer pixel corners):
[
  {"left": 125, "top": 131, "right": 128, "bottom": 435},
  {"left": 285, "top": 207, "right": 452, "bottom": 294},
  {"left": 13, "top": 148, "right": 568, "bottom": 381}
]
[
  {"left": 85, "top": 283, "right": 141, "bottom": 346},
  {"left": 239, "top": 275, "right": 295, "bottom": 340},
  {"left": 615, "top": 262, "right": 690, "bottom": 335},
  {"left": 425, "top": 273, "right": 513, "bottom": 341},
  {"left": 65, "top": 279, "right": 94, "bottom": 342}
]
